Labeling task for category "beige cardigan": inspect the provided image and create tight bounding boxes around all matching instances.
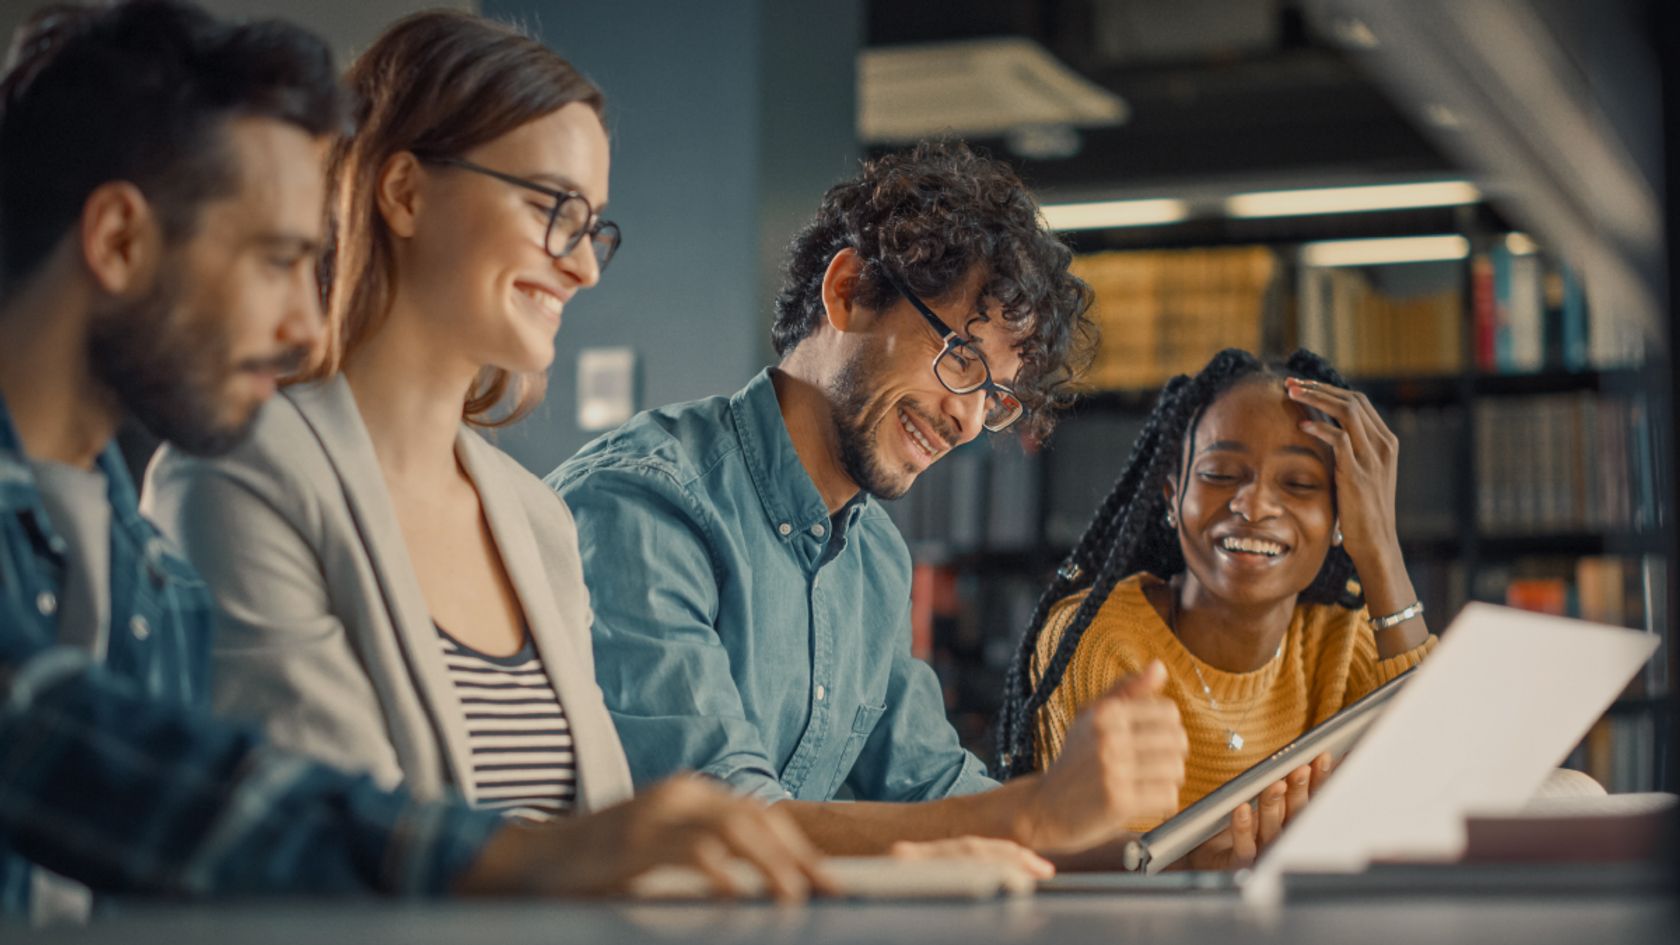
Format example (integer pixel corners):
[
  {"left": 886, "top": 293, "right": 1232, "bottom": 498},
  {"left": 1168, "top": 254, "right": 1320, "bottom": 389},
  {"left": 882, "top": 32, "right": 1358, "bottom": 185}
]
[{"left": 142, "top": 376, "right": 634, "bottom": 812}]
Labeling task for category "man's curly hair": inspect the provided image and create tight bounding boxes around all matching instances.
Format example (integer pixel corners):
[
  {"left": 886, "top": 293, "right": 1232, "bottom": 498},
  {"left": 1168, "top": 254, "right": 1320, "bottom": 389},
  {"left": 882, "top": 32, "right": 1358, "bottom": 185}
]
[{"left": 771, "top": 140, "right": 1097, "bottom": 439}]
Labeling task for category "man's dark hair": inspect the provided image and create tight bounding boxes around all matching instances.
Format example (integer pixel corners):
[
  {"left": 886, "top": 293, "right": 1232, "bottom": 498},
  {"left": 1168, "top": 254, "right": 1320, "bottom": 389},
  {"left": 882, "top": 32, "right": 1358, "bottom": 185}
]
[
  {"left": 771, "top": 140, "right": 1097, "bottom": 439},
  {"left": 0, "top": 0, "right": 349, "bottom": 296},
  {"left": 994, "top": 348, "right": 1363, "bottom": 779}
]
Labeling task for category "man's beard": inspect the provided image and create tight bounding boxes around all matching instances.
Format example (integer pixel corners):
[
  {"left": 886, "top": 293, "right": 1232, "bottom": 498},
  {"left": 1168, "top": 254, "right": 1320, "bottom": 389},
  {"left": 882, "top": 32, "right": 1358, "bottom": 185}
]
[
  {"left": 86, "top": 268, "right": 299, "bottom": 457},
  {"left": 831, "top": 353, "right": 914, "bottom": 501}
]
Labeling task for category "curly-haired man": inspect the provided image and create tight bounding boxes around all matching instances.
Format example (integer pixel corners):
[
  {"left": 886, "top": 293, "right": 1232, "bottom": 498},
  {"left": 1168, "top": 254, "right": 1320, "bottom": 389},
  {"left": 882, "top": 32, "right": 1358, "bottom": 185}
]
[{"left": 552, "top": 141, "right": 1191, "bottom": 861}]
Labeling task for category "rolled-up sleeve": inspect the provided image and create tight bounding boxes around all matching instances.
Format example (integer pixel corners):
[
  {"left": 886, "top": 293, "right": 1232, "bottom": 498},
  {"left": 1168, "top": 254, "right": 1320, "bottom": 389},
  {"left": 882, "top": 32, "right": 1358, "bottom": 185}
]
[{"left": 554, "top": 460, "right": 788, "bottom": 801}]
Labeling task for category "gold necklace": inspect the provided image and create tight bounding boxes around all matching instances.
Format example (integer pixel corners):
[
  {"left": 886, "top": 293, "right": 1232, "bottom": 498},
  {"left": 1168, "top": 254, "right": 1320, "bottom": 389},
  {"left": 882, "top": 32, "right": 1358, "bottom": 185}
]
[{"left": 1166, "top": 584, "right": 1281, "bottom": 752}]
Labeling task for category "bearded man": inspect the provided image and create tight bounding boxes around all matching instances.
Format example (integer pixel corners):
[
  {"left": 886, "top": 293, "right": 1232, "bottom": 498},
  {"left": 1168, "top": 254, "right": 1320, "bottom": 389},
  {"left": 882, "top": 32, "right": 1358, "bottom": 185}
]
[{"left": 553, "top": 141, "right": 1192, "bottom": 860}]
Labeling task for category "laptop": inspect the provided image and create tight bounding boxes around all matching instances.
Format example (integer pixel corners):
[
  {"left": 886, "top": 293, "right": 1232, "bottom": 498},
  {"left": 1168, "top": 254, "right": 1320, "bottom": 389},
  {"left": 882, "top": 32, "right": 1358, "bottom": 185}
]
[
  {"left": 1239, "top": 602, "right": 1660, "bottom": 904},
  {"left": 626, "top": 604, "right": 1659, "bottom": 901}
]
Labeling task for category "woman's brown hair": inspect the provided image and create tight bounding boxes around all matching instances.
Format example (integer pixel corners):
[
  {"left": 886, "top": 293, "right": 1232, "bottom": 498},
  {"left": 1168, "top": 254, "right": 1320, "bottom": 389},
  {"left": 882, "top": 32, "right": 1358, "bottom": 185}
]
[{"left": 300, "top": 10, "right": 604, "bottom": 426}]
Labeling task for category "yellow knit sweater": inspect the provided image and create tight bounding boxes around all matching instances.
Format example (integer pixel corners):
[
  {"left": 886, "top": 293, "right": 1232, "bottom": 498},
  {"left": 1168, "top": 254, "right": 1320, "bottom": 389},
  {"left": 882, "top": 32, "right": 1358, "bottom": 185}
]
[{"left": 1031, "top": 573, "right": 1435, "bottom": 832}]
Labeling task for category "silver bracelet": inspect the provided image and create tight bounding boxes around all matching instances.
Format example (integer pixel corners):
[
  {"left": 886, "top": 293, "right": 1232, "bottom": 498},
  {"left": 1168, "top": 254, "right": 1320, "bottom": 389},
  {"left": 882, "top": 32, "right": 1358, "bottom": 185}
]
[{"left": 1369, "top": 600, "right": 1424, "bottom": 631}]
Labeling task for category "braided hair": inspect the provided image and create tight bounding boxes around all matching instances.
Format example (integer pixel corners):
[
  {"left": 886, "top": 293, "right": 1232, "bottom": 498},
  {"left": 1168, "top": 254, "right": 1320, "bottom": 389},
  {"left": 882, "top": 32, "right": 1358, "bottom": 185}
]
[{"left": 994, "top": 347, "right": 1363, "bottom": 779}]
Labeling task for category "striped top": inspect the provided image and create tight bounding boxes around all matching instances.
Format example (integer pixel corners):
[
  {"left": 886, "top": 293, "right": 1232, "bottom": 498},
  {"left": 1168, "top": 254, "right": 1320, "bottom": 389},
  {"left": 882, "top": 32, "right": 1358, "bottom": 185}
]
[{"left": 436, "top": 625, "right": 577, "bottom": 820}]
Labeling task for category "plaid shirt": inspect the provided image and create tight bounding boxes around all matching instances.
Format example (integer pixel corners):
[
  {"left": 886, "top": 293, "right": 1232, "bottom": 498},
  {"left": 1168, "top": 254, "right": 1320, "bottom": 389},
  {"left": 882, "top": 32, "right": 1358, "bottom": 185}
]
[{"left": 0, "top": 398, "right": 501, "bottom": 917}]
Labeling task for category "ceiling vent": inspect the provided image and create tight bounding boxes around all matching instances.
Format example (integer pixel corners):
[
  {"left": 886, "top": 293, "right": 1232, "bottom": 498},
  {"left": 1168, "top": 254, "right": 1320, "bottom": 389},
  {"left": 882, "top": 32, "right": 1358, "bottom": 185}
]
[{"left": 858, "top": 37, "right": 1129, "bottom": 144}]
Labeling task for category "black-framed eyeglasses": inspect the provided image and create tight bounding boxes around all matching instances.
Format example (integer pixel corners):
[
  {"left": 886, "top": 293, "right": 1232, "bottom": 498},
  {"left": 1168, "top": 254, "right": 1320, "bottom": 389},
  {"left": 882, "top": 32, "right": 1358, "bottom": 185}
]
[
  {"left": 415, "top": 154, "right": 621, "bottom": 273},
  {"left": 880, "top": 268, "right": 1024, "bottom": 433}
]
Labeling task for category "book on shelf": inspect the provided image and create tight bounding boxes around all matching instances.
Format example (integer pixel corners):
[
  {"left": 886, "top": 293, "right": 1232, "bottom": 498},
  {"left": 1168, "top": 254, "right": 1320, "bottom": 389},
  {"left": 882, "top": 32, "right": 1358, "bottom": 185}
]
[
  {"left": 1071, "top": 246, "right": 1271, "bottom": 391},
  {"left": 984, "top": 437, "right": 1042, "bottom": 551},
  {"left": 884, "top": 439, "right": 988, "bottom": 556},
  {"left": 1495, "top": 553, "right": 1667, "bottom": 701},
  {"left": 884, "top": 436, "right": 1046, "bottom": 557},
  {"left": 1571, "top": 713, "right": 1663, "bottom": 794},
  {"left": 1041, "top": 412, "right": 1147, "bottom": 548},
  {"left": 1473, "top": 246, "right": 1629, "bottom": 374},
  {"left": 1297, "top": 263, "right": 1462, "bottom": 378},
  {"left": 1473, "top": 391, "right": 1661, "bottom": 536},
  {"left": 1506, "top": 578, "right": 1570, "bottom": 615},
  {"left": 1391, "top": 404, "right": 1464, "bottom": 540},
  {"left": 1496, "top": 555, "right": 1650, "bottom": 628}
]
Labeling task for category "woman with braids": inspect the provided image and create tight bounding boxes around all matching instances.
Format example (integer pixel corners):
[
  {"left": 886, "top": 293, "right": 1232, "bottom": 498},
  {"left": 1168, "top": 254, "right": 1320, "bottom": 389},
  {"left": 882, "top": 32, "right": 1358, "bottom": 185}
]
[{"left": 998, "top": 347, "right": 1435, "bottom": 869}]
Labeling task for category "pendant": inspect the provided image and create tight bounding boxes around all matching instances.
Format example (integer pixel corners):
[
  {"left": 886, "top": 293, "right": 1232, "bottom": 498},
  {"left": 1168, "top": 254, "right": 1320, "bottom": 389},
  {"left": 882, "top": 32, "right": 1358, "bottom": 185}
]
[{"left": 1226, "top": 731, "right": 1244, "bottom": 751}]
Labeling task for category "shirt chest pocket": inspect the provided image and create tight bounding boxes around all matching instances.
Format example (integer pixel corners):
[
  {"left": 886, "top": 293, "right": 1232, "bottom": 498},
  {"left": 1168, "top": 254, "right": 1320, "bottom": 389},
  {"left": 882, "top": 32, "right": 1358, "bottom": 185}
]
[{"left": 823, "top": 701, "right": 886, "bottom": 800}]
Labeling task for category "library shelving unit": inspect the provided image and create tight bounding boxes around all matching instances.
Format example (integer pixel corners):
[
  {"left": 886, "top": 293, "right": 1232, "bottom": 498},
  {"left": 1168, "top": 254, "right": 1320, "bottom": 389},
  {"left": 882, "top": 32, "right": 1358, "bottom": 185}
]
[{"left": 885, "top": 201, "right": 1673, "bottom": 791}]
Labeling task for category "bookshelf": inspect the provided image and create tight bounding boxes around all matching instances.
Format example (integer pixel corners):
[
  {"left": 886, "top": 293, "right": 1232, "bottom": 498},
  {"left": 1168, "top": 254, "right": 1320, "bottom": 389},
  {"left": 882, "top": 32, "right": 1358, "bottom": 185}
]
[{"left": 885, "top": 211, "right": 1673, "bottom": 791}]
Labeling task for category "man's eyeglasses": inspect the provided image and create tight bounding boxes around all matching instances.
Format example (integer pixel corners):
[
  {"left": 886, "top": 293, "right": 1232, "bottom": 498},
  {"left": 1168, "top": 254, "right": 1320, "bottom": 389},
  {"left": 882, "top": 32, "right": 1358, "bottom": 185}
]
[
  {"left": 415, "top": 154, "right": 621, "bottom": 273},
  {"left": 880, "top": 268, "right": 1024, "bottom": 433}
]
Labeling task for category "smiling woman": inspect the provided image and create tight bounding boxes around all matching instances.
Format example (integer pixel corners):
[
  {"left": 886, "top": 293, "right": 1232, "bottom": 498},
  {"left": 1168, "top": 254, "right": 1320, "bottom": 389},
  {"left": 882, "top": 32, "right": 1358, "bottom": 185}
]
[
  {"left": 996, "top": 347, "right": 1437, "bottom": 870},
  {"left": 142, "top": 9, "right": 824, "bottom": 898}
]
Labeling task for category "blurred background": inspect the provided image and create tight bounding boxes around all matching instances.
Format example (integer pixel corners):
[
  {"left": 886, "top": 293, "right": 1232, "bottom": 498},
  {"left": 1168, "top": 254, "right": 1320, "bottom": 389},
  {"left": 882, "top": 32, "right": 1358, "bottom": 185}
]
[{"left": 3, "top": 0, "right": 1671, "bottom": 793}]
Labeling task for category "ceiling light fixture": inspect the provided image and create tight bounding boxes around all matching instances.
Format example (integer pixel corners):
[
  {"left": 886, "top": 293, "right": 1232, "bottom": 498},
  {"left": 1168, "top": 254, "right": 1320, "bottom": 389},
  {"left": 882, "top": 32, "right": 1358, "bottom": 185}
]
[
  {"left": 1225, "top": 181, "right": 1480, "bottom": 218},
  {"left": 1040, "top": 198, "right": 1192, "bottom": 231},
  {"left": 1300, "top": 235, "right": 1471, "bottom": 267}
]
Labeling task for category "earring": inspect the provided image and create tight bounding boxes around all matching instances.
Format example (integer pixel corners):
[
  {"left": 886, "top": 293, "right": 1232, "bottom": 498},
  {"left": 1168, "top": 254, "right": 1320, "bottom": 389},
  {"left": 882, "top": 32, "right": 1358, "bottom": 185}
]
[
  {"left": 1332, "top": 523, "right": 1344, "bottom": 546},
  {"left": 1165, "top": 509, "right": 1177, "bottom": 529}
]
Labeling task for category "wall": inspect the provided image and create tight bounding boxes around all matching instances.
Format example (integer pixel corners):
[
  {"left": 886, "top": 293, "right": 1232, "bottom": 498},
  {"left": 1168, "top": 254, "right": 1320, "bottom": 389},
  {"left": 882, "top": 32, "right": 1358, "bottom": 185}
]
[
  {"left": 0, "top": 1, "right": 473, "bottom": 68},
  {"left": 0, "top": 0, "right": 861, "bottom": 475},
  {"left": 483, "top": 0, "right": 862, "bottom": 475}
]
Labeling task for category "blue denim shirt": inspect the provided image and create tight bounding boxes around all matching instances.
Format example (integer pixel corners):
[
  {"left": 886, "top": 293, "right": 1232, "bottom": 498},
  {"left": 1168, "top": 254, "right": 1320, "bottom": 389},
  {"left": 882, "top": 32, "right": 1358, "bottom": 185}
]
[
  {"left": 0, "top": 400, "right": 212, "bottom": 915},
  {"left": 0, "top": 397, "right": 498, "bottom": 917},
  {"left": 551, "top": 368, "right": 996, "bottom": 803}
]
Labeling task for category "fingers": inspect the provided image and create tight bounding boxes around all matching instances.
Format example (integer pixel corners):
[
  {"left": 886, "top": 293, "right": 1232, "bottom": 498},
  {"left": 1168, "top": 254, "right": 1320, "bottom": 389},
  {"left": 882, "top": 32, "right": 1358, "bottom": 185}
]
[
  {"left": 1308, "top": 752, "right": 1335, "bottom": 796},
  {"left": 709, "top": 804, "right": 822, "bottom": 902},
  {"left": 689, "top": 833, "right": 749, "bottom": 898},
  {"left": 1282, "top": 764, "right": 1312, "bottom": 826},
  {"left": 1112, "top": 778, "right": 1183, "bottom": 824},
  {"left": 892, "top": 837, "right": 1056, "bottom": 880},
  {"left": 1228, "top": 803, "right": 1258, "bottom": 868},
  {"left": 764, "top": 804, "right": 839, "bottom": 895},
  {"left": 1184, "top": 824, "right": 1234, "bottom": 871},
  {"left": 1286, "top": 378, "right": 1397, "bottom": 461},
  {"left": 632, "top": 778, "right": 829, "bottom": 902},
  {"left": 1033, "top": 668, "right": 1189, "bottom": 850},
  {"left": 1256, "top": 780, "right": 1288, "bottom": 847}
]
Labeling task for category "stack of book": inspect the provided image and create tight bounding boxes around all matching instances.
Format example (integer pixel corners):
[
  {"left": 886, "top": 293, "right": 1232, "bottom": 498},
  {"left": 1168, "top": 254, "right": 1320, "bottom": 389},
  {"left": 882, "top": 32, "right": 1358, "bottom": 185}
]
[
  {"left": 1071, "top": 246, "right": 1273, "bottom": 390},
  {"left": 1298, "top": 266, "right": 1463, "bottom": 378}
]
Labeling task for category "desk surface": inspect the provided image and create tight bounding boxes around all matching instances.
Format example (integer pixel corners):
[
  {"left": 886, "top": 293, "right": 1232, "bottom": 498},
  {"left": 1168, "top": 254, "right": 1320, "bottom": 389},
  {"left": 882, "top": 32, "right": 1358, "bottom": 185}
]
[{"left": 31, "top": 889, "right": 1679, "bottom": 945}]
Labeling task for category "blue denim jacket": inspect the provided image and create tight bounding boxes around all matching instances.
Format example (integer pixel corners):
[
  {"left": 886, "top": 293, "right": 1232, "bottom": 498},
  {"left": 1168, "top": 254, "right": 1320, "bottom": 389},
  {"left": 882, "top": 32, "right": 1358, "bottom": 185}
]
[
  {"left": 0, "top": 398, "right": 498, "bottom": 917},
  {"left": 551, "top": 368, "right": 996, "bottom": 803},
  {"left": 0, "top": 400, "right": 213, "bottom": 914}
]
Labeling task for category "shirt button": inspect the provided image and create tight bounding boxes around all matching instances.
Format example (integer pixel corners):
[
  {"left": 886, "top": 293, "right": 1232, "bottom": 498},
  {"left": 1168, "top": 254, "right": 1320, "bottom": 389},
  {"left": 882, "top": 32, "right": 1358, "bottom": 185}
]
[
  {"left": 130, "top": 615, "right": 151, "bottom": 641},
  {"left": 35, "top": 591, "right": 56, "bottom": 616},
  {"left": 47, "top": 536, "right": 68, "bottom": 555},
  {"left": 811, "top": 522, "right": 826, "bottom": 538},
  {"left": 777, "top": 522, "right": 792, "bottom": 536},
  {"left": 815, "top": 684, "right": 826, "bottom": 702}
]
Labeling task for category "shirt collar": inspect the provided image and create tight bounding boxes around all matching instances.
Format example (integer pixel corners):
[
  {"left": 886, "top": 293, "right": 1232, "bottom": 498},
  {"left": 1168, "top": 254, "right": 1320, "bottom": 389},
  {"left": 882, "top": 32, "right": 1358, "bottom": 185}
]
[
  {"left": 0, "top": 392, "right": 42, "bottom": 515},
  {"left": 0, "top": 391, "right": 145, "bottom": 533},
  {"left": 729, "top": 367, "right": 870, "bottom": 544}
]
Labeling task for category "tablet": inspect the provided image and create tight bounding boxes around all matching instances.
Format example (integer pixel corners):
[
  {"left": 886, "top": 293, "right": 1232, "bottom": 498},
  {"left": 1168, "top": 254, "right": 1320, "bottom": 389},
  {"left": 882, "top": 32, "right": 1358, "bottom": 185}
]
[{"left": 1121, "top": 667, "right": 1418, "bottom": 873}]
